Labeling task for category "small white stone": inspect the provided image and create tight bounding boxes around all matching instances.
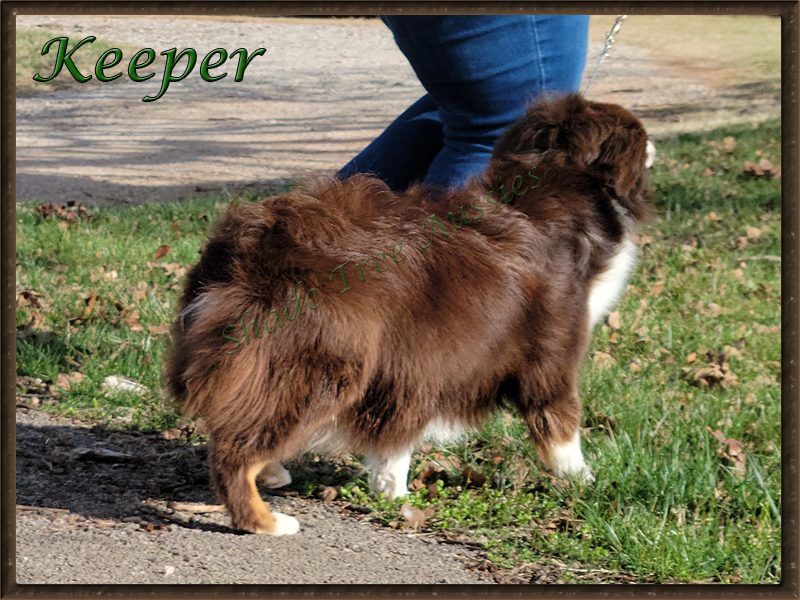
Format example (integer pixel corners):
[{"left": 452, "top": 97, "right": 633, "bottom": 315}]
[{"left": 163, "top": 565, "right": 175, "bottom": 577}]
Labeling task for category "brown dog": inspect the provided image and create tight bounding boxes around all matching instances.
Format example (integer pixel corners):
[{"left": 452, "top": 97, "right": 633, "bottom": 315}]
[{"left": 166, "top": 94, "right": 653, "bottom": 535}]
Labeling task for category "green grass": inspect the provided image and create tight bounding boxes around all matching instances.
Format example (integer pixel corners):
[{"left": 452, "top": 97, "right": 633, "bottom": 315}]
[{"left": 15, "top": 121, "right": 781, "bottom": 583}]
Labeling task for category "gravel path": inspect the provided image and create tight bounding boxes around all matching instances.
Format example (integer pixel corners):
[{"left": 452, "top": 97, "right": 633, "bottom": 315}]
[
  {"left": 16, "top": 407, "right": 491, "bottom": 585},
  {"left": 16, "top": 15, "right": 779, "bottom": 206}
]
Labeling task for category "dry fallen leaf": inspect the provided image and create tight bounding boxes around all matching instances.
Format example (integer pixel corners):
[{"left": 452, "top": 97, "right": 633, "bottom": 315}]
[
  {"left": 462, "top": 468, "right": 488, "bottom": 489},
  {"left": 430, "top": 453, "right": 461, "bottom": 472},
  {"left": 36, "top": 201, "right": 90, "bottom": 222},
  {"left": 417, "top": 465, "right": 444, "bottom": 484},
  {"left": 746, "top": 226, "right": 762, "bottom": 240},
  {"left": 408, "top": 479, "right": 425, "bottom": 492},
  {"left": 652, "top": 281, "right": 664, "bottom": 295},
  {"left": 125, "top": 310, "right": 144, "bottom": 331},
  {"left": 755, "top": 324, "right": 780, "bottom": 335},
  {"left": 703, "top": 167, "right": 713, "bottom": 177},
  {"left": 744, "top": 158, "right": 779, "bottom": 178},
  {"left": 592, "top": 351, "right": 614, "bottom": 369},
  {"left": 161, "top": 428, "right": 182, "bottom": 440},
  {"left": 168, "top": 502, "right": 225, "bottom": 514},
  {"left": 706, "top": 427, "right": 746, "bottom": 478},
  {"left": 55, "top": 371, "right": 86, "bottom": 392},
  {"left": 722, "top": 345, "right": 743, "bottom": 358},
  {"left": 686, "top": 352, "right": 697, "bottom": 364},
  {"left": 682, "top": 357, "right": 739, "bottom": 389},
  {"left": 147, "top": 262, "right": 188, "bottom": 279},
  {"left": 753, "top": 374, "right": 777, "bottom": 388},
  {"left": 17, "top": 289, "right": 48, "bottom": 310},
  {"left": 607, "top": 311, "right": 622, "bottom": 330},
  {"left": 148, "top": 324, "right": 170, "bottom": 335},
  {"left": 629, "top": 299, "right": 648, "bottom": 332},
  {"left": 84, "top": 291, "right": 98, "bottom": 314},
  {"left": 426, "top": 483, "right": 439, "bottom": 499},
  {"left": 315, "top": 485, "right": 338, "bottom": 502},
  {"left": 131, "top": 281, "right": 149, "bottom": 304},
  {"left": 400, "top": 503, "right": 438, "bottom": 528},
  {"left": 722, "top": 136, "right": 737, "bottom": 153},
  {"left": 154, "top": 244, "right": 171, "bottom": 260},
  {"left": 744, "top": 161, "right": 763, "bottom": 177}
]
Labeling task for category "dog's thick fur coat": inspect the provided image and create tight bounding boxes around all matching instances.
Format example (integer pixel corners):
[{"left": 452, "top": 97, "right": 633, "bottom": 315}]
[{"left": 166, "top": 94, "right": 652, "bottom": 535}]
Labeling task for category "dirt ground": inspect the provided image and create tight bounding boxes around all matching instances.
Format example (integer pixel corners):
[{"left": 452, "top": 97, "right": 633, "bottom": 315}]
[
  {"left": 16, "top": 406, "right": 500, "bottom": 584},
  {"left": 18, "top": 404, "right": 626, "bottom": 585},
  {"left": 16, "top": 15, "right": 780, "bottom": 206}
]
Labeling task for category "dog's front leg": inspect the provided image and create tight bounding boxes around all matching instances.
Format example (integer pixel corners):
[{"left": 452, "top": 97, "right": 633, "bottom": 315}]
[
  {"left": 540, "top": 429, "right": 594, "bottom": 483},
  {"left": 365, "top": 447, "right": 413, "bottom": 499},
  {"left": 523, "top": 398, "right": 594, "bottom": 484}
]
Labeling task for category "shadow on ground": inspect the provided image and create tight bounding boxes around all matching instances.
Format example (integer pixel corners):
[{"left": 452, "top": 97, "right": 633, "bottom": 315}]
[{"left": 15, "top": 411, "right": 361, "bottom": 534}]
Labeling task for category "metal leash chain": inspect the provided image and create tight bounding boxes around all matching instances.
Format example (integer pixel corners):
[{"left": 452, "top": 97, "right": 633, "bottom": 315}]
[{"left": 583, "top": 15, "right": 627, "bottom": 96}]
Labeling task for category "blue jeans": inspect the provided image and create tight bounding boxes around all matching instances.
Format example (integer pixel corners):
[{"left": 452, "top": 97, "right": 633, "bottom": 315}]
[{"left": 337, "top": 15, "right": 591, "bottom": 192}]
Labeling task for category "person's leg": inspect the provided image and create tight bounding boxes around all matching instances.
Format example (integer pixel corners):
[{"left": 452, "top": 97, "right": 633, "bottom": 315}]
[
  {"left": 336, "top": 94, "right": 444, "bottom": 191},
  {"left": 337, "top": 15, "right": 590, "bottom": 191}
]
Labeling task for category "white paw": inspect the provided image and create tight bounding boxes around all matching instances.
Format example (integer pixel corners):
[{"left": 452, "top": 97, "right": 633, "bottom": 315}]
[
  {"left": 370, "top": 471, "right": 409, "bottom": 499},
  {"left": 271, "top": 512, "right": 300, "bottom": 536},
  {"left": 258, "top": 464, "right": 292, "bottom": 489},
  {"left": 555, "top": 463, "right": 595, "bottom": 485},
  {"left": 366, "top": 448, "right": 412, "bottom": 499},
  {"left": 550, "top": 430, "right": 594, "bottom": 484}
]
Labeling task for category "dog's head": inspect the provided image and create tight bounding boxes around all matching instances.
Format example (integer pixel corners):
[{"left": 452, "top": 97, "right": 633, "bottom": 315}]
[{"left": 490, "top": 94, "right": 652, "bottom": 221}]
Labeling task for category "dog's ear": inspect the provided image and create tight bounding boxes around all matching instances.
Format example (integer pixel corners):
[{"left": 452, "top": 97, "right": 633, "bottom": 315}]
[
  {"left": 490, "top": 95, "right": 651, "bottom": 217},
  {"left": 560, "top": 99, "right": 650, "bottom": 209},
  {"left": 492, "top": 94, "right": 641, "bottom": 171},
  {"left": 590, "top": 125, "right": 648, "bottom": 199}
]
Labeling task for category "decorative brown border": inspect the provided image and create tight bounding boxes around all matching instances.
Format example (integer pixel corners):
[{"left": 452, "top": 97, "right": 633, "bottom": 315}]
[{"left": 2, "top": 2, "right": 796, "bottom": 598}]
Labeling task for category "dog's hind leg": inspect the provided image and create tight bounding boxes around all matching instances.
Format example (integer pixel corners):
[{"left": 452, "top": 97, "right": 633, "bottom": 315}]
[
  {"left": 256, "top": 461, "right": 292, "bottom": 489},
  {"left": 211, "top": 454, "right": 300, "bottom": 535},
  {"left": 365, "top": 447, "right": 413, "bottom": 499}
]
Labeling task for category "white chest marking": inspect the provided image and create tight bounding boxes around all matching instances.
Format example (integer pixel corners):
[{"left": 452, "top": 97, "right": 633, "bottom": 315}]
[{"left": 588, "top": 236, "right": 637, "bottom": 329}]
